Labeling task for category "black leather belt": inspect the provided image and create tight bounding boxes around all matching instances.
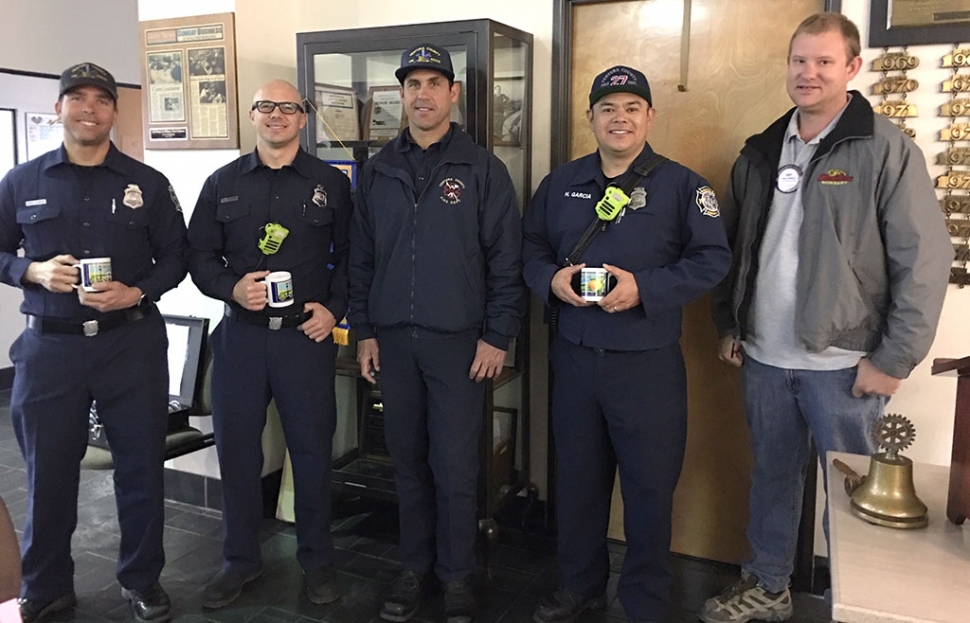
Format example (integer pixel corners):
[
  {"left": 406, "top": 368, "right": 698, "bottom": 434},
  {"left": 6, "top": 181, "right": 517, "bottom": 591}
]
[
  {"left": 26, "top": 304, "right": 151, "bottom": 337},
  {"left": 226, "top": 306, "right": 311, "bottom": 330}
]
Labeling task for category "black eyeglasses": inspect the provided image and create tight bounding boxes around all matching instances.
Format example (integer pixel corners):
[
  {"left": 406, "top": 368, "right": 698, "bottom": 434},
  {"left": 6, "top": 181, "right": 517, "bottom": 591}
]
[{"left": 251, "top": 100, "right": 305, "bottom": 114}]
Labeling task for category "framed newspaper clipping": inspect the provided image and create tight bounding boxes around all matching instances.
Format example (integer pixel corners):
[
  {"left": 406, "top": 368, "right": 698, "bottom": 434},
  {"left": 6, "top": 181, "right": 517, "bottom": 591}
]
[{"left": 139, "top": 12, "right": 239, "bottom": 149}]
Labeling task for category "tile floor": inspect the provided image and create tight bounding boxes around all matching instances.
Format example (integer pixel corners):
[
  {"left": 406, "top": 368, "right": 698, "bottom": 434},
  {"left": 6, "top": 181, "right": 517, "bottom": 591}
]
[{"left": 0, "top": 389, "right": 830, "bottom": 622}]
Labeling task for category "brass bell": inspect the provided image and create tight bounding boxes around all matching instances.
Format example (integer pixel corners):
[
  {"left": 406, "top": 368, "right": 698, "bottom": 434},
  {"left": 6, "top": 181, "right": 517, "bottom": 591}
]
[{"left": 833, "top": 414, "right": 928, "bottom": 529}]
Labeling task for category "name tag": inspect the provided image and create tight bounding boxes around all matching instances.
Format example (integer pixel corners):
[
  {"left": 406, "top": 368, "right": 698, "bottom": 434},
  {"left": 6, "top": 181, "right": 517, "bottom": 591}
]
[
  {"left": 25, "top": 199, "right": 47, "bottom": 207},
  {"left": 220, "top": 196, "right": 239, "bottom": 203}
]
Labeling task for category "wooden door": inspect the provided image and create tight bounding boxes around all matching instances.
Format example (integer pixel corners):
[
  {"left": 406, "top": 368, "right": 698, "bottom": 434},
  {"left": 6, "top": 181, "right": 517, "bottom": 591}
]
[{"left": 569, "top": 0, "right": 822, "bottom": 563}]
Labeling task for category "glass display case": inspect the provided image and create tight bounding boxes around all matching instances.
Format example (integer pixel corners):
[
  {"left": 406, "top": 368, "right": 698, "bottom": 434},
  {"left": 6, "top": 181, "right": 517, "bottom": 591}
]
[{"left": 296, "top": 19, "right": 534, "bottom": 525}]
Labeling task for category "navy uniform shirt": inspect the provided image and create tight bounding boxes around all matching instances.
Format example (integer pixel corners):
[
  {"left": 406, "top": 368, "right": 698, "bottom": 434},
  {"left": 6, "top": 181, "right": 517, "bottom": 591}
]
[
  {"left": 187, "top": 148, "right": 352, "bottom": 320},
  {"left": 523, "top": 143, "right": 731, "bottom": 351},
  {"left": 0, "top": 143, "right": 188, "bottom": 320}
]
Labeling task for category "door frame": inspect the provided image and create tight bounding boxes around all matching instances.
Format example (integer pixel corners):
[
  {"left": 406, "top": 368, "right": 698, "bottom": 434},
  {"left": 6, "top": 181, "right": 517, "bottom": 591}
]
[{"left": 546, "top": 0, "right": 842, "bottom": 590}]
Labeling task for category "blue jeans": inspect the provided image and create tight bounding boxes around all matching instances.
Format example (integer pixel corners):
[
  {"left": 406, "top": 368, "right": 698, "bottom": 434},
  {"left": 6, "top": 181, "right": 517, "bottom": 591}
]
[{"left": 741, "top": 356, "right": 884, "bottom": 593}]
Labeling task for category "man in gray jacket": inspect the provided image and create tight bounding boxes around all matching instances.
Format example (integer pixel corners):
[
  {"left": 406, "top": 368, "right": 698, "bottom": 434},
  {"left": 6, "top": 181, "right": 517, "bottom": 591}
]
[{"left": 702, "top": 13, "right": 952, "bottom": 623}]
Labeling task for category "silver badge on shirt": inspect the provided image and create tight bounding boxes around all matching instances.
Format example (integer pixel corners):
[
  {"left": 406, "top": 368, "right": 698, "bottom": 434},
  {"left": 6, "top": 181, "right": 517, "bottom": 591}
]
[
  {"left": 123, "top": 184, "right": 144, "bottom": 209},
  {"left": 312, "top": 185, "right": 327, "bottom": 208},
  {"left": 628, "top": 186, "right": 647, "bottom": 210}
]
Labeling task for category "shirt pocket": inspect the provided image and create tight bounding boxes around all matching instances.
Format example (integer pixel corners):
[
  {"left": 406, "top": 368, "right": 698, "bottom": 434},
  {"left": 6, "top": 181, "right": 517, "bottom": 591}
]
[
  {"left": 105, "top": 204, "right": 151, "bottom": 258},
  {"left": 16, "top": 202, "right": 63, "bottom": 256},
  {"left": 297, "top": 205, "right": 333, "bottom": 227},
  {"left": 295, "top": 205, "right": 334, "bottom": 258},
  {"left": 215, "top": 200, "right": 254, "bottom": 256}
]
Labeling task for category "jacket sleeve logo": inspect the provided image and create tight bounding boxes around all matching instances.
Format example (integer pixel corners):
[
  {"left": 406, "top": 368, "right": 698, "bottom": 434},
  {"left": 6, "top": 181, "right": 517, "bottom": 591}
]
[
  {"left": 817, "top": 169, "right": 854, "bottom": 185},
  {"left": 312, "top": 184, "right": 328, "bottom": 207},
  {"left": 440, "top": 178, "right": 465, "bottom": 204},
  {"left": 695, "top": 186, "right": 719, "bottom": 218},
  {"left": 123, "top": 184, "right": 144, "bottom": 209}
]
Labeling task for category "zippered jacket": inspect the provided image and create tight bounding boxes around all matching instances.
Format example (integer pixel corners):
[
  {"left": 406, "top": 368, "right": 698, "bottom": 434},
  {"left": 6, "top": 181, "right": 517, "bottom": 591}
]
[
  {"left": 710, "top": 91, "right": 953, "bottom": 379},
  {"left": 349, "top": 124, "right": 525, "bottom": 350}
]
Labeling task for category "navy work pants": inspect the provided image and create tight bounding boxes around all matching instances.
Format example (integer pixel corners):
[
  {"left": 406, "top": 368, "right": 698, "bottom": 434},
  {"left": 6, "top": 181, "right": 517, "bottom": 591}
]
[
  {"left": 550, "top": 336, "right": 687, "bottom": 623},
  {"left": 210, "top": 315, "right": 337, "bottom": 573},
  {"left": 10, "top": 312, "right": 168, "bottom": 601},
  {"left": 378, "top": 328, "right": 484, "bottom": 582}
]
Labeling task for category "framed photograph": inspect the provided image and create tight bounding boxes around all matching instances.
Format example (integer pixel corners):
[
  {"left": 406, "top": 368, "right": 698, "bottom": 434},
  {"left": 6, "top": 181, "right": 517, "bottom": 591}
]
[
  {"left": 493, "top": 77, "right": 524, "bottom": 146},
  {"left": 869, "top": 0, "right": 970, "bottom": 47},
  {"left": 314, "top": 84, "right": 360, "bottom": 144},
  {"left": 365, "top": 86, "right": 405, "bottom": 142},
  {"left": 139, "top": 13, "right": 239, "bottom": 149},
  {"left": 326, "top": 159, "right": 358, "bottom": 189}
]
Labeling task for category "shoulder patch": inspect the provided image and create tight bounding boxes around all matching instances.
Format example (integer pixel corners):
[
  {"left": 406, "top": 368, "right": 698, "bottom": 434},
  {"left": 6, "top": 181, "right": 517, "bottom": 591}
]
[
  {"left": 695, "top": 186, "right": 719, "bottom": 218},
  {"left": 168, "top": 185, "right": 183, "bottom": 212}
]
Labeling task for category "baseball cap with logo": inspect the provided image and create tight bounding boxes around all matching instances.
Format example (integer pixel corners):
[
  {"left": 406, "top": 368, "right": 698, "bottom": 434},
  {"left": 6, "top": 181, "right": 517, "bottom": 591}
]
[
  {"left": 59, "top": 62, "right": 118, "bottom": 101},
  {"left": 588, "top": 65, "right": 652, "bottom": 108},
  {"left": 395, "top": 43, "right": 455, "bottom": 84}
]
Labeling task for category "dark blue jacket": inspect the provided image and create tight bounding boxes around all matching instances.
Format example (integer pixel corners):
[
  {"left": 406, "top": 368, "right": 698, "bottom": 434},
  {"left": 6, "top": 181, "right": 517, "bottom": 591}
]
[
  {"left": 187, "top": 148, "right": 352, "bottom": 320},
  {"left": 349, "top": 124, "right": 524, "bottom": 350},
  {"left": 0, "top": 143, "right": 187, "bottom": 320},
  {"left": 523, "top": 143, "right": 731, "bottom": 351}
]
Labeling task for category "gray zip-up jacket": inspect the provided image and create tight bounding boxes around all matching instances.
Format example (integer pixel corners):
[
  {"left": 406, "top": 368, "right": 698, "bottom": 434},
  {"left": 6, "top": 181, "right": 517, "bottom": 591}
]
[{"left": 711, "top": 91, "right": 953, "bottom": 379}]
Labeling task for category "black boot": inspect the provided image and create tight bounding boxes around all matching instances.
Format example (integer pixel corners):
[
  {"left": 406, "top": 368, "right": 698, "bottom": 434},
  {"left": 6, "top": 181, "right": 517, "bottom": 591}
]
[
  {"left": 121, "top": 583, "right": 171, "bottom": 623},
  {"left": 380, "top": 570, "right": 430, "bottom": 622},
  {"left": 444, "top": 578, "right": 478, "bottom": 623},
  {"left": 17, "top": 593, "right": 76, "bottom": 623},
  {"left": 532, "top": 588, "right": 607, "bottom": 623}
]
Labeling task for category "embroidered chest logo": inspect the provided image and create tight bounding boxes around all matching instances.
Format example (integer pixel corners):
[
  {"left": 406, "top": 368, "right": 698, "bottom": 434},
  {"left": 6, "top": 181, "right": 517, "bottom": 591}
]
[
  {"left": 695, "top": 186, "right": 719, "bottom": 218},
  {"left": 440, "top": 178, "right": 465, "bottom": 204},
  {"left": 312, "top": 184, "right": 328, "bottom": 208},
  {"left": 818, "top": 169, "right": 854, "bottom": 185},
  {"left": 123, "top": 184, "right": 144, "bottom": 209}
]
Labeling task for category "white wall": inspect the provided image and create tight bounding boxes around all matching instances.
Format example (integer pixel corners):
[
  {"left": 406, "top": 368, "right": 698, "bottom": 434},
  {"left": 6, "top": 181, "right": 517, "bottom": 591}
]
[{"left": 0, "top": 0, "right": 140, "bottom": 83}]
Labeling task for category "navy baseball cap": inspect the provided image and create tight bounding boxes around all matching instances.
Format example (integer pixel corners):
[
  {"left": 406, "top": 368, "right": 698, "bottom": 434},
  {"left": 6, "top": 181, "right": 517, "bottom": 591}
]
[
  {"left": 395, "top": 43, "right": 455, "bottom": 84},
  {"left": 588, "top": 65, "right": 652, "bottom": 108},
  {"left": 59, "top": 62, "right": 118, "bottom": 101}
]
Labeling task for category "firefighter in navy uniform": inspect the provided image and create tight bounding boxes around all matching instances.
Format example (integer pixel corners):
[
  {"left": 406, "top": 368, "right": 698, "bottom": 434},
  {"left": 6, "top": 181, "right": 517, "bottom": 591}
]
[
  {"left": 522, "top": 66, "right": 731, "bottom": 623},
  {"left": 349, "top": 44, "right": 524, "bottom": 623},
  {"left": 0, "top": 62, "right": 187, "bottom": 623},
  {"left": 187, "top": 80, "right": 352, "bottom": 609}
]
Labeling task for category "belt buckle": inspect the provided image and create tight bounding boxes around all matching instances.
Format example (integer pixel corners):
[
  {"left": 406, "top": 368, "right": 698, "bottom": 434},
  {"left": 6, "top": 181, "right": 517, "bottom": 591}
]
[
  {"left": 268, "top": 317, "right": 282, "bottom": 331},
  {"left": 82, "top": 320, "right": 99, "bottom": 337}
]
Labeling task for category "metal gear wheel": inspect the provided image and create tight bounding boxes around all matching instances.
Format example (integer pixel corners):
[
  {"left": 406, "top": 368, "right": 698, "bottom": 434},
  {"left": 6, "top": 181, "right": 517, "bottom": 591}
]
[{"left": 874, "top": 413, "right": 916, "bottom": 456}]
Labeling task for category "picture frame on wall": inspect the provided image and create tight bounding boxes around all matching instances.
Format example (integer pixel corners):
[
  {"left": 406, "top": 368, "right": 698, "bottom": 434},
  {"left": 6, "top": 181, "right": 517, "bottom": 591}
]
[
  {"left": 869, "top": 0, "right": 970, "bottom": 47},
  {"left": 139, "top": 12, "right": 239, "bottom": 150}
]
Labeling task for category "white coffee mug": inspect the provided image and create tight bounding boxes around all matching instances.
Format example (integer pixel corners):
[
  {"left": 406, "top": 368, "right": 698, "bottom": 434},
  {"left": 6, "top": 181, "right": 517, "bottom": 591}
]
[
  {"left": 265, "top": 271, "right": 294, "bottom": 308},
  {"left": 580, "top": 267, "right": 611, "bottom": 302},
  {"left": 73, "top": 257, "right": 112, "bottom": 292}
]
